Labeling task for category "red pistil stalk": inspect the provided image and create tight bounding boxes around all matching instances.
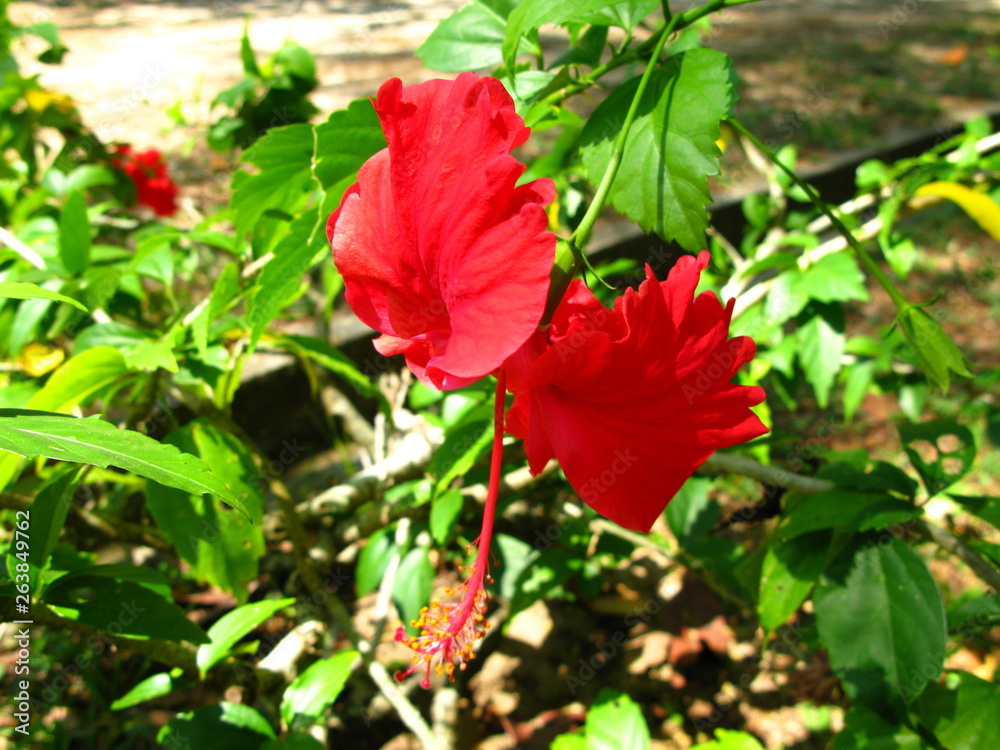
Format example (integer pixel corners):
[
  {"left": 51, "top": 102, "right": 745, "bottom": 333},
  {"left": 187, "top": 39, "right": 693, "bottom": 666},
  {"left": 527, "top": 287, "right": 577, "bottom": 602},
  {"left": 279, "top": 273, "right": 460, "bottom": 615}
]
[{"left": 395, "top": 370, "right": 508, "bottom": 687}]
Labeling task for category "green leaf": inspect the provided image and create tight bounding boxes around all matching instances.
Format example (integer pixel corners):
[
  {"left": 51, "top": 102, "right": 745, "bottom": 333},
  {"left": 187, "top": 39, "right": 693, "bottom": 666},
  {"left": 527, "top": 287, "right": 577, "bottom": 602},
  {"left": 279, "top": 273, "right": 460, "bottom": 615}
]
[
  {"left": 832, "top": 706, "right": 930, "bottom": 749},
  {"left": 197, "top": 597, "right": 297, "bottom": 677},
  {"left": 280, "top": 650, "right": 358, "bottom": 728},
  {"left": 0, "top": 409, "right": 247, "bottom": 517},
  {"left": 842, "top": 360, "right": 876, "bottom": 422},
  {"left": 896, "top": 306, "right": 972, "bottom": 392},
  {"left": 665, "top": 476, "right": 717, "bottom": 544},
  {"left": 59, "top": 190, "right": 91, "bottom": 274},
  {"left": 690, "top": 729, "right": 766, "bottom": 750},
  {"left": 356, "top": 528, "right": 397, "bottom": 597},
  {"left": 313, "top": 97, "right": 385, "bottom": 199},
  {"left": 503, "top": 0, "right": 620, "bottom": 70},
  {"left": 74, "top": 322, "right": 153, "bottom": 353},
  {"left": 579, "top": 49, "right": 737, "bottom": 251},
  {"left": 509, "top": 548, "right": 578, "bottom": 621},
  {"left": 240, "top": 17, "right": 262, "bottom": 77},
  {"left": 44, "top": 568, "right": 210, "bottom": 643},
  {"left": 62, "top": 164, "right": 117, "bottom": 195},
  {"left": 551, "top": 735, "right": 588, "bottom": 750},
  {"left": 819, "top": 460, "right": 919, "bottom": 500},
  {"left": 147, "top": 420, "right": 266, "bottom": 602},
  {"left": 430, "top": 488, "right": 465, "bottom": 546},
  {"left": 231, "top": 124, "right": 317, "bottom": 236},
  {"left": 277, "top": 334, "right": 381, "bottom": 400},
  {"left": 948, "top": 593, "right": 1000, "bottom": 633},
  {"left": 769, "top": 254, "right": 869, "bottom": 322},
  {"left": 429, "top": 417, "right": 492, "bottom": 501},
  {"left": 0, "top": 281, "right": 88, "bottom": 312},
  {"left": 230, "top": 97, "right": 383, "bottom": 240},
  {"left": 898, "top": 419, "right": 976, "bottom": 497},
  {"left": 124, "top": 337, "right": 179, "bottom": 373},
  {"left": 795, "top": 302, "right": 845, "bottom": 408},
  {"left": 246, "top": 208, "right": 325, "bottom": 350},
  {"left": 392, "top": 547, "right": 434, "bottom": 632},
  {"left": 883, "top": 235, "right": 917, "bottom": 278},
  {"left": 111, "top": 672, "right": 175, "bottom": 710},
  {"left": 578, "top": 0, "right": 660, "bottom": 28},
  {"left": 814, "top": 535, "right": 946, "bottom": 712},
  {"left": 26, "top": 346, "right": 127, "bottom": 413},
  {"left": 779, "top": 490, "right": 897, "bottom": 540},
  {"left": 9, "top": 285, "right": 57, "bottom": 356},
  {"left": 916, "top": 671, "right": 1000, "bottom": 750},
  {"left": 27, "top": 465, "right": 82, "bottom": 575},
  {"left": 159, "top": 703, "right": 275, "bottom": 749},
  {"left": 758, "top": 531, "right": 830, "bottom": 633},
  {"left": 585, "top": 689, "right": 650, "bottom": 750},
  {"left": 273, "top": 42, "right": 316, "bottom": 82},
  {"left": 260, "top": 735, "right": 326, "bottom": 750},
  {"left": 418, "top": 1, "right": 512, "bottom": 73}
]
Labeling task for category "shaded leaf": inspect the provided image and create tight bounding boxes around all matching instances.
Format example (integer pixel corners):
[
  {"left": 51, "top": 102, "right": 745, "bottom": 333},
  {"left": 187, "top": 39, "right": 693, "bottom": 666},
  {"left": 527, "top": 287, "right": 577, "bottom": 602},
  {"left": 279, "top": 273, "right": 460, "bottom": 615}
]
[
  {"left": 45, "top": 568, "right": 209, "bottom": 644},
  {"left": 280, "top": 650, "right": 359, "bottom": 727},
  {"left": 898, "top": 419, "right": 976, "bottom": 497},
  {"left": 832, "top": 705, "right": 930, "bottom": 749},
  {"left": 111, "top": 672, "right": 175, "bottom": 710},
  {"left": 916, "top": 671, "right": 1000, "bottom": 750},
  {"left": 814, "top": 535, "right": 946, "bottom": 712},
  {"left": 159, "top": 702, "right": 275, "bottom": 749},
  {"left": 147, "top": 420, "right": 266, "bottom": 602},
  {"left": 197, "top": 598, "right": 297, "bottom": 677},
  {"left": 758, "top": 530, "right": 830, "bottom": 633}
]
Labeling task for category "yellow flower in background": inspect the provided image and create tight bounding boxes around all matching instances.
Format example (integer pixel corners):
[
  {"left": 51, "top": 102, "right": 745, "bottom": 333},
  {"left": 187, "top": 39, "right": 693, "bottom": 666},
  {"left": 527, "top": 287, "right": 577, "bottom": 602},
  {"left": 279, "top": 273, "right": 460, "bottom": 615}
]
[
  {"left": 24, "top": 88, "right": 77, "bottom": 115},
  {"left": 18, "top": 343, "right": 65, "bottom": 377}
]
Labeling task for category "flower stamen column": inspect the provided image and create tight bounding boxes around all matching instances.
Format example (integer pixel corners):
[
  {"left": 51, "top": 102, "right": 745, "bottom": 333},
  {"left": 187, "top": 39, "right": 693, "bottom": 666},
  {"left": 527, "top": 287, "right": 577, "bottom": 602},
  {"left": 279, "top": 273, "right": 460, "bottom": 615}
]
[{"left": 395, "top": 370, "right": 508, "bottom": 687}]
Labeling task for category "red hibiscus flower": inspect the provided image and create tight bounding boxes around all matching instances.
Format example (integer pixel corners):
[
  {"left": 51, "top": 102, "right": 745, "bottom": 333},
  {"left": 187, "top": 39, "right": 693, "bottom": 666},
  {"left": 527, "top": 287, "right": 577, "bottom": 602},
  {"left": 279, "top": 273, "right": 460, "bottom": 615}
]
[
  {"left": 327, "top": 72, "right": 555, "bottom": 390},
  {"left": 111, "top": 145, "right": 179, "bottom": 217},
  {"left": 504, "top": 251, "right": 768, "bottom": 532}
]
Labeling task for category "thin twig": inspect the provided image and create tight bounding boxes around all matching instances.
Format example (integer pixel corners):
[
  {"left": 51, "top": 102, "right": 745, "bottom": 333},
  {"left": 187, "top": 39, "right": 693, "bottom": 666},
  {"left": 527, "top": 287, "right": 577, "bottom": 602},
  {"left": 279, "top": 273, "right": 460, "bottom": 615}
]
[
  {"left": 0, "top": 225, "right": 46, "bottom": 269},
  {"left": 699, "top": 452, "right": 1000, "bottom": 592},
  {"left": 299, "top": 427, "right": 441, "bottom": 519},
  {"left": 914, "top": 519, "right": 1000, "bottom": 592},
  {"left": 431, "top": 687, "right": 459, "bottom": 750},
  {"left": 700, "top": 452, "right": 834, "bottom": 494}
]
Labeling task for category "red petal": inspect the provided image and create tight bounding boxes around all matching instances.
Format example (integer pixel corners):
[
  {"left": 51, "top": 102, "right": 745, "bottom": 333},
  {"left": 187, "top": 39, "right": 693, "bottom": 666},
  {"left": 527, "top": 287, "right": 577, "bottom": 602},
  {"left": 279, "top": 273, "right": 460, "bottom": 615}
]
[
  {"left": 329, "top": 74, "right": 555, "bottom": 390},
  {"left": 507, "top": 252, "right": 768, "bottom": 532}
]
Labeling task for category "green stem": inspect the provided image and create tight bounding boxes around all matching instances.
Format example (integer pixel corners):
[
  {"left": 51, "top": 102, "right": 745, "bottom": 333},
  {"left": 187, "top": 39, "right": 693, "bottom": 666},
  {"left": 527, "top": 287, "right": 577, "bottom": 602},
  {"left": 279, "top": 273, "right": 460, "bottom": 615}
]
[
  {"left": 569, "top": 12, "right": 681, "bottom": 253},
  {"left": 728, "top": 118, "right": 911, "bottom": 312},
  {"left": 550, "top": 0, "right": 764, "bottom": 300},
  {"left": 534, "top": 0, "right": 766, "bottom": 115}
]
